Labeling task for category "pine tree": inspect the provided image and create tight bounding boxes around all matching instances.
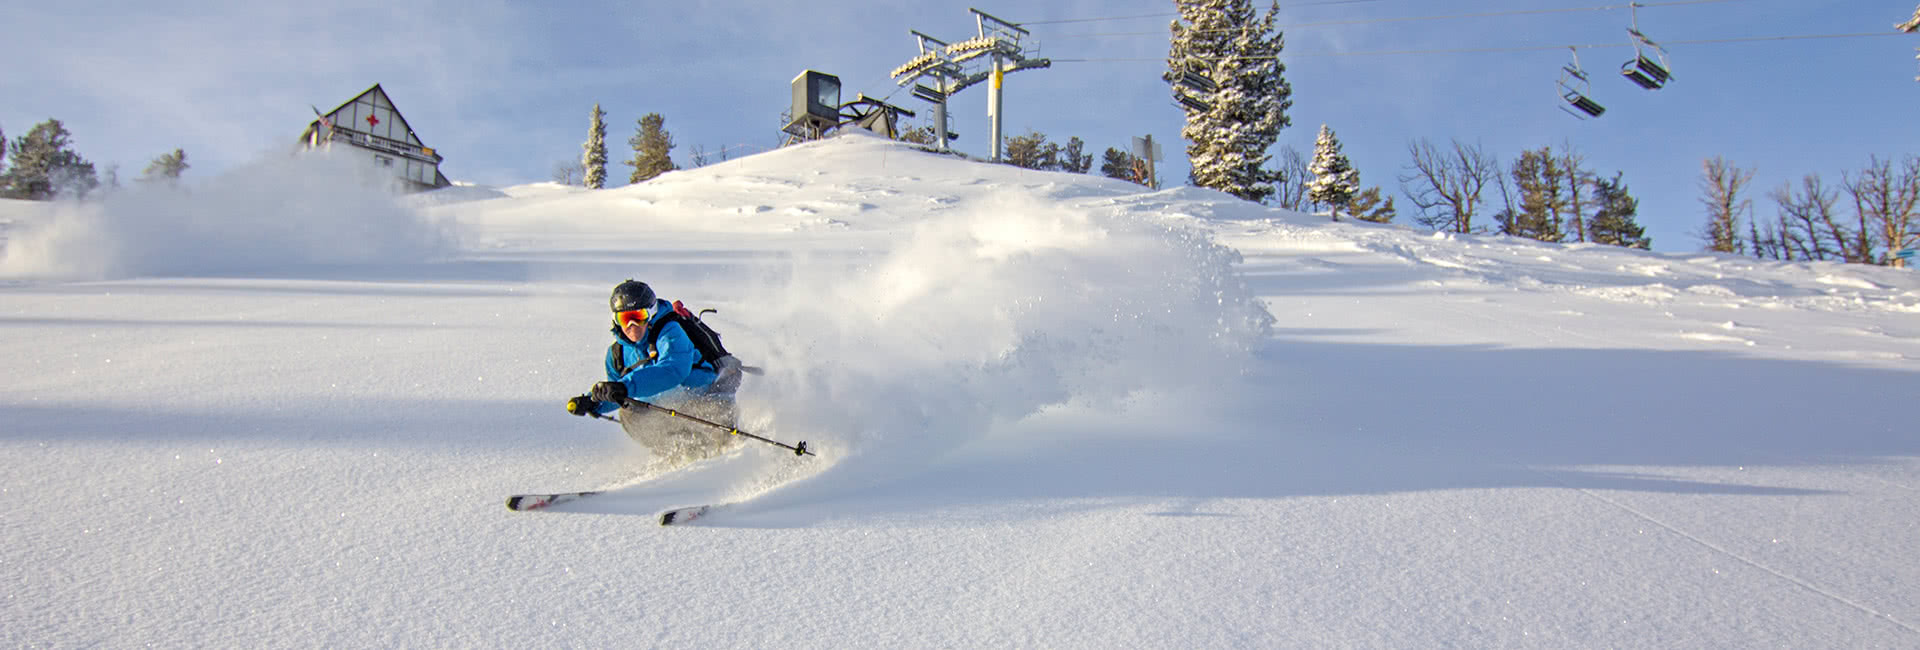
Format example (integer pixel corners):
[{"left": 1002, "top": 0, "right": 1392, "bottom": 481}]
[
  {"left": 140, "top": 148, "right": 189, "bottom": 184},
  {"left": 0, "top": 118, "right": 98, "bottom": 200},
  {"left": 1167, "top": 0, "right": 1292, "bottom": 202},
  {"left": 1748, "top": 217, "right": 1776, "bottom": 260},
  {"left": 0, "top": 124, "right": 7, "bottom": 171},
  {"left": 898, "top": 126, "right": 938, "bottom": 146},
  {"left": 1306, "top": 124, "right": 1359, "bottom": 220},
  {"left": 1902, "top": 5, "right": 1920, "bottom": 81},
  {"left": 1059, "top": 137, "right": 1093, "bottom": 174},
  {"left": 1503, "top": 147, "right": 1568, "bottom": 242},
  {"left": 1100, "top": 147, "right": 1146, "bottom": 185},
  {"left": 626, "top": 113, "right": 676, "bottom": 184},
  {"left": 1347, "top": 187, "right": 1396, "bottom": 223},
  {"left": 1699, "top": 156, "right": 1753, "bottom": 254},
  {"left": 1588, "top": 173, "right": 1650, "bottom": 249},
  {"left": 583, "top": 104, "right": 608, "bottom": 189},
  {"left": 1004, "top": 130, "right": 1055, "bottom": 170}
]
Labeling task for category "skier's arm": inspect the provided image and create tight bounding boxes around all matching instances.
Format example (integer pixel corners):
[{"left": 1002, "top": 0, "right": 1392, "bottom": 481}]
[
  {"left": 594, "top": 344, "right": 626, "bottom": 415},
  {"left": 613, "top": 322, "right": 697, "bottom": 399}
]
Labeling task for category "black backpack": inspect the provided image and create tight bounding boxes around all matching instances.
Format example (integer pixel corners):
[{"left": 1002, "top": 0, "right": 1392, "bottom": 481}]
[{"left": 610, "top": 301, "right": 732, "bottom": 374}]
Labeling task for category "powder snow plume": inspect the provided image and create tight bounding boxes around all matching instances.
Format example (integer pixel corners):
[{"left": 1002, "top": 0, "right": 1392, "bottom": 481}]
[
  {"left": 0, "top": 151, "right": 458, "bottom": 280},
  {"left": 737, "top": 190, "right": 1274, "bottom": 492}
]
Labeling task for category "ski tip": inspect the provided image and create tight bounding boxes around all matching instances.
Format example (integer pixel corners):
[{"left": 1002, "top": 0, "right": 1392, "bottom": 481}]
[
  {"left": 659, "top": 505, "right": 712, "bottom": 526},
  {"left": 506, "top": 491, "right": 598, "bottom": 512}
]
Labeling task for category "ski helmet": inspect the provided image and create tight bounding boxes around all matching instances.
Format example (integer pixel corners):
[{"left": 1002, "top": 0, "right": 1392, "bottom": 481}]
[{"left": 610, "top": 280, "right": 656, "bottom": 313}]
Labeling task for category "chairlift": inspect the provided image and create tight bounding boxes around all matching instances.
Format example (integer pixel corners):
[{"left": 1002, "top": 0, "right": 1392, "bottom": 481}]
[
  {"left": 1175, "top": 92, "right": 1213, "bottom": 112},
  {"left": 1556, "top": 48, "right": 1605, "bottom": 119},
  {"left": 1169, "top": 62, "right": 1218, "bottom": 112},
  {"left": 1177, "top": 69, "right": 1218, "bottom": 94},
  {"left": 1620, "top": 3, "right": 1673, "bottom": 90},
  {"left": 838, "top": 94, "right": 916, "bottom": 139}
]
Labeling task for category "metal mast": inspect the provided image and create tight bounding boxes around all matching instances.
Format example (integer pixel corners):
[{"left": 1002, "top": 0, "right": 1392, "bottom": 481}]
[{"left": 891, "top": 7, "right": 1049, "bottom": 161}]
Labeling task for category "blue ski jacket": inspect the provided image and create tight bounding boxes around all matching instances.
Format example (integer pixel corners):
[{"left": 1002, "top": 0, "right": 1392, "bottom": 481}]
[{"left": 595, "top": 299, "right": 719, "bottom": 414}]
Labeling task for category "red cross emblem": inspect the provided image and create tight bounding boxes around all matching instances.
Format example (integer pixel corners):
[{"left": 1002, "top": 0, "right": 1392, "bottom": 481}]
[{"left": 366, "top": 114, "right": 380, "bottom": 127}]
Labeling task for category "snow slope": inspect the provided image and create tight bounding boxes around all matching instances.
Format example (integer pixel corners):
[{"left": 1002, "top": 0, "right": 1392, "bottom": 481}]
[{"left": 3, "top": 134, "right": 1917, "bottom": 648}]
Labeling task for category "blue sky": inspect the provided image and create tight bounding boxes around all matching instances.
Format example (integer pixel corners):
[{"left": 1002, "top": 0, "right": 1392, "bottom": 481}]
[{"left": 5, "top": 0, "right": 1916, "bottom": 252}]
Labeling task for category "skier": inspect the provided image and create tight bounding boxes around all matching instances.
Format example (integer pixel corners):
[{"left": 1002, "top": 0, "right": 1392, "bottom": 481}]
[{"left": 565, "top": 280, "right": 744, "bottom": 459}]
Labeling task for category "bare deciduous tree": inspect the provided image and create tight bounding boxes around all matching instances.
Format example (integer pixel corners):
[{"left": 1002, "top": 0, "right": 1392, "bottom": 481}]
[
  {"left": 1399, "top": 138, "right": 1498, "bottom": 234},
  {"left": 1271, "top": 146, "right": 1310, "bottom": 211},
  {"left": 1769, "top": 174, "right": 1847, "bottom": 262},
  {"left": 1843, "top": 154, "right": 1920, "bottom": 266},
  {"left": 1560, "top": 146, "right": 1593, "bottom": 243},
  {"left": 1698, "top": 156, "right": 1754, "bottom": 254},
  {"left": 552, "top": 160, "right": 584, "bottom": 185}
]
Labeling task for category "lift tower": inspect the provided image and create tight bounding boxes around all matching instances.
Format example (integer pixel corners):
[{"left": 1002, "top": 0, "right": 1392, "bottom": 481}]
[{"left": 892, "top": 8, "right": 1049, "bottom": 161}]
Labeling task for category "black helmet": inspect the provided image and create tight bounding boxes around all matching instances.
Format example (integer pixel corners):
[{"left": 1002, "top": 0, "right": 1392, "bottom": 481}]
[{"left": 610, "top": 280, "right": 656, "bottom": 312}]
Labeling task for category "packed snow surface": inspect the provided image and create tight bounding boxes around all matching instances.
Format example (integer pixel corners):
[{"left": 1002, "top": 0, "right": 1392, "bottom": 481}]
[{"left": 3, "top": 134, "right": 1917, "bottom": 648}]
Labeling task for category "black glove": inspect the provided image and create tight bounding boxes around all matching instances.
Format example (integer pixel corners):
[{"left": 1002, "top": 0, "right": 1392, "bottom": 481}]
[
  {"left": 565, "top": 394, "right": 599, "bottom": 416},
  {"left": 590, "top": 381, "right": 628, "bottom": 405}
]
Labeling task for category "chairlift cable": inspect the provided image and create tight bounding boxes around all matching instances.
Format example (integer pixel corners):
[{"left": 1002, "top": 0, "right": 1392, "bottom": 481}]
[
  {"left": 1016, "top": 0, "right": 1392, "bottom": 26},
  {"left": 1046, "top": 30, "right": 1906, "bottom": 62},
  {"left": 1036, "top": 0, "right": 1754, "bottom": 39}
]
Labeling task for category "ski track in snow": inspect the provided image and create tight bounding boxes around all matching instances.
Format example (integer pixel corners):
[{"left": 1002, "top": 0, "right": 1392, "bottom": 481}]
[{"left": 1531, "top": 468, "right": 1920, "bottom": 636}]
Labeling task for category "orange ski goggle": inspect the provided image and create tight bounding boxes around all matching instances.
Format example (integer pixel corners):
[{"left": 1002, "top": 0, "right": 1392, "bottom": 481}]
[{"left": 614, "top": 308, "right": 650, "bottom": 328}]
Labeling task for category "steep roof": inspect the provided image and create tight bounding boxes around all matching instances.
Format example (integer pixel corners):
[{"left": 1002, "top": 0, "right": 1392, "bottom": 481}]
[{"left": 303, "top": 83, "right": 428, "bottom": 148}]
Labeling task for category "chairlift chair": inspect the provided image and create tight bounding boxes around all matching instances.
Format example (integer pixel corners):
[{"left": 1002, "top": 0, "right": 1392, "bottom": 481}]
[
  {"left": 1177, "top": 69, "right": 1218, "bottom": 94},
  {"left": 1622, "top": 29, "right": 1673, "bottom": 89},
  {"left": 1557, "top": 48, "right": 1605, "bottom": 119},
  {"left": 1620, "top": 4, "right": 1673, "bottom": 90},
  {"left": 1169, "top": 62, "right": 1218, "bottom": 112},
  {"left": 1175, "top": 92, "right": 1213, "bottom": 112}
]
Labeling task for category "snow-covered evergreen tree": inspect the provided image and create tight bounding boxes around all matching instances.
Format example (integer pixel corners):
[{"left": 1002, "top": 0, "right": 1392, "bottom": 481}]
[
  {"left": 1903, "top": 5, "right": 1920, "bottom": 80},
  {"left": 582, "top": 104, "right": 608, "bottom": 189},
  {"left": 1166, "top": 0, "right": 1291, "bottom": 203},
  {"left": 1306, "top": 124, "right": 1358, "bottom": 220}
]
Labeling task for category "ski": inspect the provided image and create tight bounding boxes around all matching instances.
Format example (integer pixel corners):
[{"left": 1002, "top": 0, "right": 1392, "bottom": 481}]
[
  {"left": 658, "top": 505, "right": 715, "bottom": 526},
  {"left": 505, "top": 491, "right": 601, "bottom": 511}
]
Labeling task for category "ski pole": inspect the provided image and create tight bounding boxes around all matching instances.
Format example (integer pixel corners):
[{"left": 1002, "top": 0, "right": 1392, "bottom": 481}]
[{"left": 619, "top": 398, "right": 815, "bottom": 457}]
